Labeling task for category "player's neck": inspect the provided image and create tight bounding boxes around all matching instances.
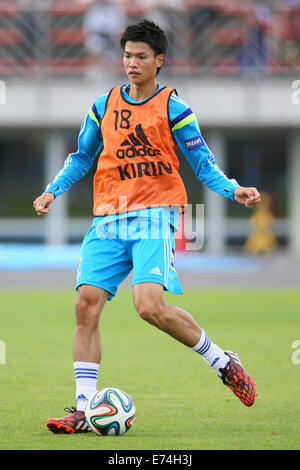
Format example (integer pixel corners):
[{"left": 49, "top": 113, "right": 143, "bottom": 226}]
[{"left": 128, "top": 81, "right": 158, "bottom": 102}]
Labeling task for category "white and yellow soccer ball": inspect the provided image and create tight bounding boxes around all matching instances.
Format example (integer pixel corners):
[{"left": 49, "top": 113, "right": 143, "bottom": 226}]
[{"left": 85, "top": 388, "right": 136, "bottom": 436}]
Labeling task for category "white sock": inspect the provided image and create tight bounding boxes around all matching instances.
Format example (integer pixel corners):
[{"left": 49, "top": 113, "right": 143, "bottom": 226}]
[
  {"left": 74, "top": 361, "right": 99, "bottom": 411},
  {"left": 192, "top": 330, "right": 229, "bottom": 375}
]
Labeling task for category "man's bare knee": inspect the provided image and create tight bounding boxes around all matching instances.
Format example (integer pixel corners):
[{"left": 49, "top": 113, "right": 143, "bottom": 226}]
[
  {"left": 75, "top": 286, "right": 108, "bottom": 330},
  {"left": 136, "top": 299, "right": 171, "bottom": 329}
]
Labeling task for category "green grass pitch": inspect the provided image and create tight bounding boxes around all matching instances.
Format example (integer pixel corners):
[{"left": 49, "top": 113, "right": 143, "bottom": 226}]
[{"left": 0, "top": 288, "right": 299, "bottom": 450}]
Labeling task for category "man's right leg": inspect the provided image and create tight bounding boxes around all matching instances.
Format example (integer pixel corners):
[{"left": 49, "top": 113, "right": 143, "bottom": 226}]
[
  {"left": 46, "top": 285, "right": 109, "bottom": 434},
  {"left": 73, "top": 285, "right": 109, "bottom": 410},
  {"left": 74, "top": 284, "right": 109, "bottom": 364},
  {"left": 46, "top": 218, "right": 133, "bottom": 434}
]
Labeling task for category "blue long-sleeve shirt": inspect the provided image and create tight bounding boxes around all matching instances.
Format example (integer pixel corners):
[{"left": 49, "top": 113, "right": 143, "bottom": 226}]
[{"left": 44, "top": 84, "right": 239, "bottom": 229}]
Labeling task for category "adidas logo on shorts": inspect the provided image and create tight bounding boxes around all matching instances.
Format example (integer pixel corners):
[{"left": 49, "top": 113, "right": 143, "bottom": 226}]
[{"left": 150, "top": 266, "right": 162, "bottom": 276}]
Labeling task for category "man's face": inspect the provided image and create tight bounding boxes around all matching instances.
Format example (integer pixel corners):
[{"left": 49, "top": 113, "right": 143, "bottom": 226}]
[{"left": 123, "top": 41, "right": 164, "bottom": 84}]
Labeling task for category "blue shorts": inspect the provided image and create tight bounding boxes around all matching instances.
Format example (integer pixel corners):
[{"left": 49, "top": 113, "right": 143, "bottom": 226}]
[{"left": 76, "top": 216, "right": 183, "bottom": 300}]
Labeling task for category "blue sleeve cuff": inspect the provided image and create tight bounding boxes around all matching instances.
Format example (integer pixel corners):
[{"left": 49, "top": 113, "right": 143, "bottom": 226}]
[
  {"left": 227, "top": 180, "right": 239, "bottom": 201},
  {"left": 43, "top": 184, "right": 62, "bottom": 199}
]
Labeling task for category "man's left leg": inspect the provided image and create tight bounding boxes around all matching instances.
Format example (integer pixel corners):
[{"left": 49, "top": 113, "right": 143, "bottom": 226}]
[
  {"left": 132, "top": 283, "right": 257, "bottom": 407},
  {"left": 133, "top": 282, "right": 227, "bottom": 361}
]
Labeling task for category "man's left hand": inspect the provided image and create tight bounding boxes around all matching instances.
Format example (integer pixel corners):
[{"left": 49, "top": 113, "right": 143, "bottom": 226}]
[{"left": 234, "top": 187, "right": 261, "bottom": 208}]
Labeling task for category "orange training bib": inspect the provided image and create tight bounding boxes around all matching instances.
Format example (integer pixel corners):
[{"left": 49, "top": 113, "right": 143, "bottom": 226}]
[{"left": 93, "top": 86, "right": 187, "bottom": 216}]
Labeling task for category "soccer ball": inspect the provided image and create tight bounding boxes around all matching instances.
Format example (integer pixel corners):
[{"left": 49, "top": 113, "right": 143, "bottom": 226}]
[{"left": 85, "top": 388, "right": 136, "bottom": 436}]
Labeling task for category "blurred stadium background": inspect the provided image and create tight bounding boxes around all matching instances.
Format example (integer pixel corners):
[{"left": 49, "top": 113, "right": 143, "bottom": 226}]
[{"left": 0, "top": 0, "right": 300, "bottom": 289}]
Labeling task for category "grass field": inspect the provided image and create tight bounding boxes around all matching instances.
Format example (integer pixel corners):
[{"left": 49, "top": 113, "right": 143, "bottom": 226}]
[{"left": 0, "top": 288, "right": 299, "bottom": 451}]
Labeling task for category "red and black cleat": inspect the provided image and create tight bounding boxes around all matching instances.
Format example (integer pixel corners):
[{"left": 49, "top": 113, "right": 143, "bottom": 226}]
[
  {"left": 219, "top": 351, "right": 257, "bottom": 407},
  {"left": 46, "top": 407, "right": 90, "bottom": 434}
]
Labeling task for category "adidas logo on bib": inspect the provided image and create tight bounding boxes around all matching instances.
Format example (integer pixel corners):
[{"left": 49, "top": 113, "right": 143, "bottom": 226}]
[{"left": 150, "top": 266, "right": 162, "bottom": 276}]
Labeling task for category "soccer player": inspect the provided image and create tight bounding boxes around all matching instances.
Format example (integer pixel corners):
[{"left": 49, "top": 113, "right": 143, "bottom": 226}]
[{"left": 33, "top": 20, "right": 261, "bottom": 434}]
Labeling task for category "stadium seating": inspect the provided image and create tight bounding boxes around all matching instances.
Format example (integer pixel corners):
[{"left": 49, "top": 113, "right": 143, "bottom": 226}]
[{"left": 0, "top": 0, "right": 299, "bottom": 77}]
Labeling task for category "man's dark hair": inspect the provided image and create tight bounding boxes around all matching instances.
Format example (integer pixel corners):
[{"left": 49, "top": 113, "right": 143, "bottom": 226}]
[{"left": 120, "top": 19, "right": 168, "bottom": 74}]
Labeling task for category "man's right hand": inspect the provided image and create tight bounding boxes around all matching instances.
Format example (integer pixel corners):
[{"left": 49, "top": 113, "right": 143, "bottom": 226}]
[{"left": 33, "top": 192, "right": 55, "bottom": 216}]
